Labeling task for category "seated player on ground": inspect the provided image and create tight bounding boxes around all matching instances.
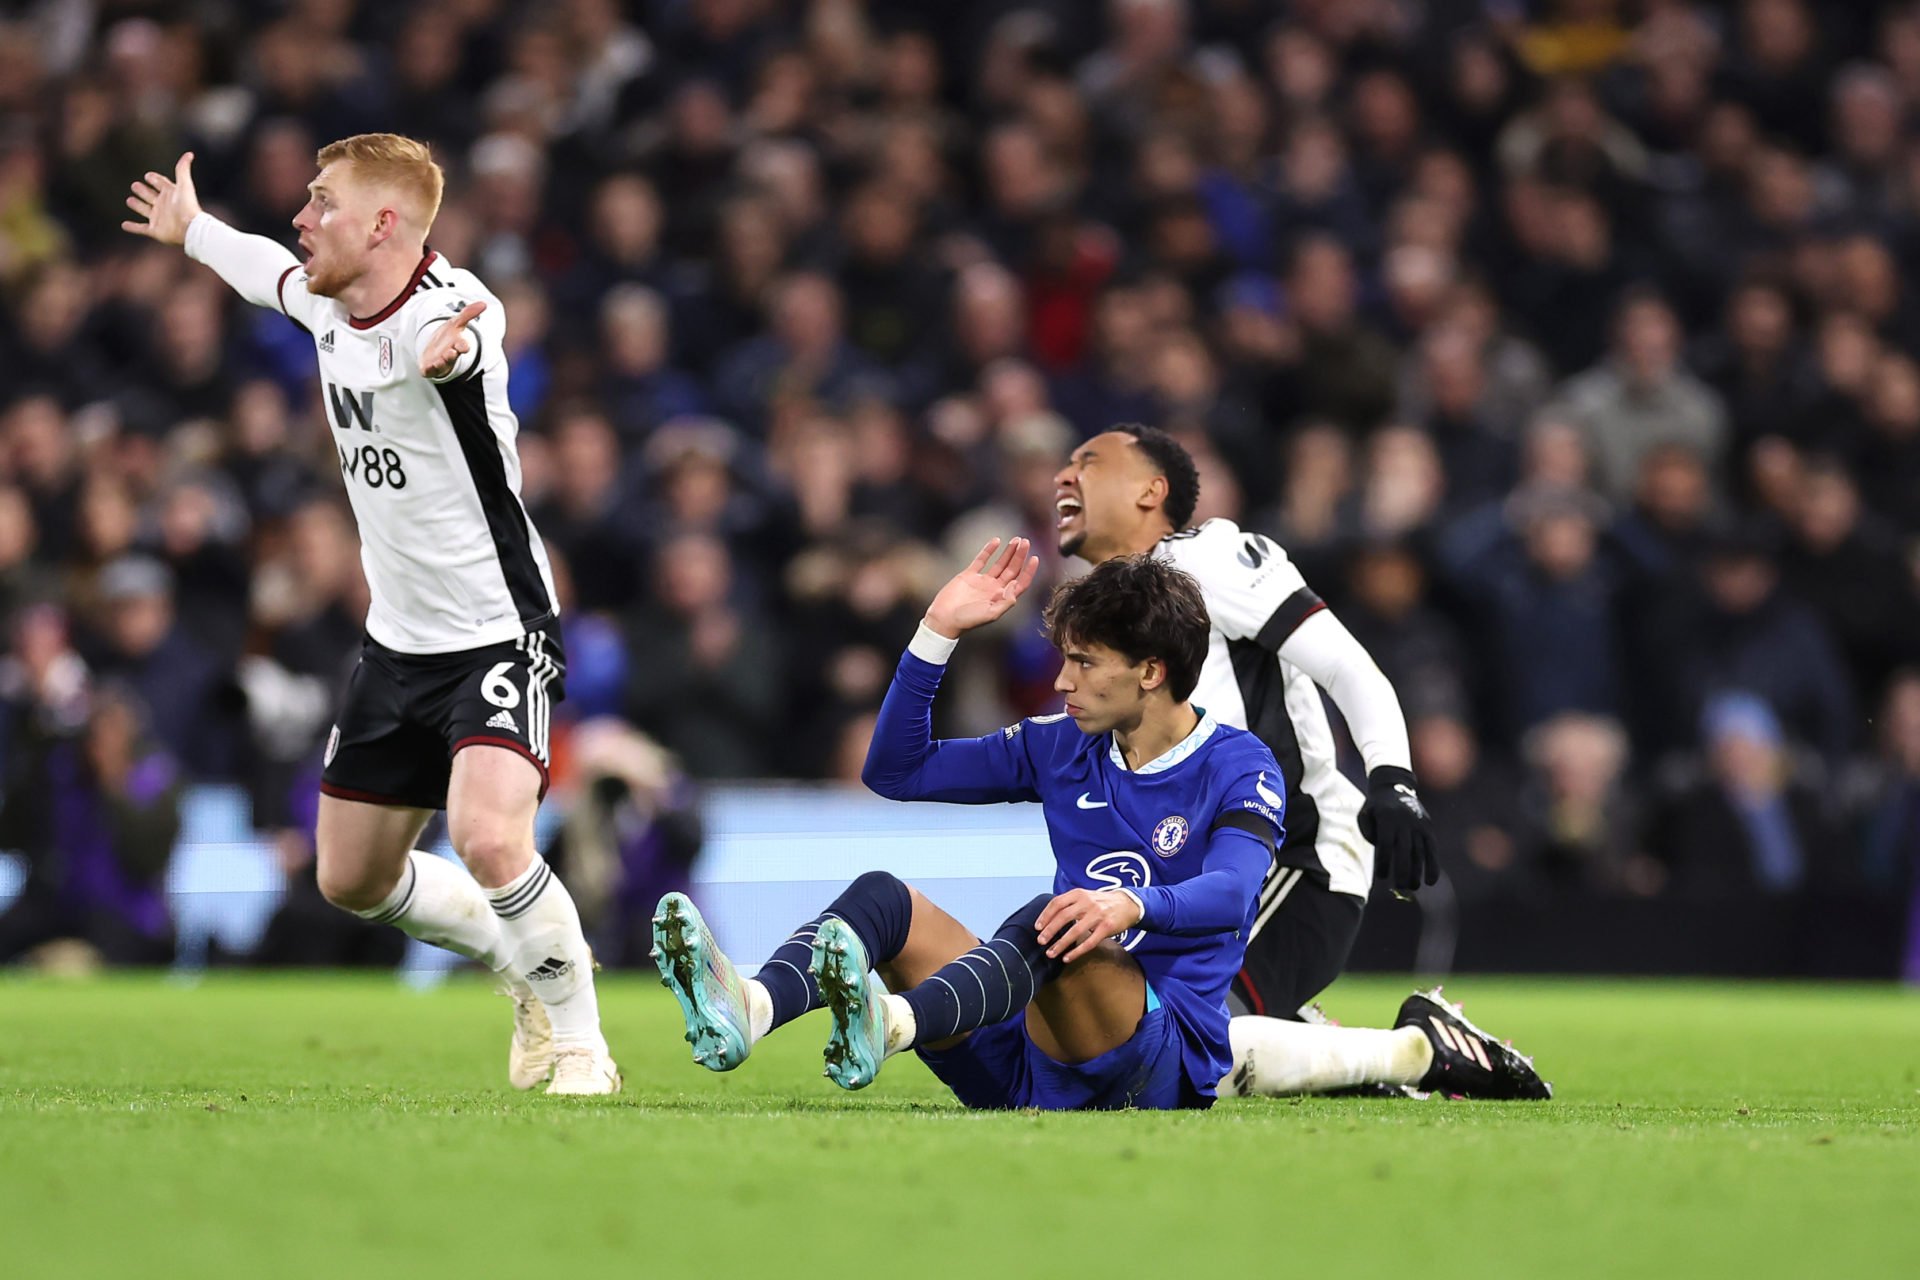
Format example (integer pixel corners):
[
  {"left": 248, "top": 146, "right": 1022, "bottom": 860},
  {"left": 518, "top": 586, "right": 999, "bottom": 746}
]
[
  {"left": 654, "top": 541, "right": 1285, "bottom": 1110},
  {"left": 1056, "top": 426, "right": 1549, "bottom": 1101}
]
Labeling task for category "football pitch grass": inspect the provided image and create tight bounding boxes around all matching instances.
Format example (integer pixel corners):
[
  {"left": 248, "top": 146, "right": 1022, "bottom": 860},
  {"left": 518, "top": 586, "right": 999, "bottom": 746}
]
[{"left": 3, "top": 975, "right": 1916, "bottom": 1278}]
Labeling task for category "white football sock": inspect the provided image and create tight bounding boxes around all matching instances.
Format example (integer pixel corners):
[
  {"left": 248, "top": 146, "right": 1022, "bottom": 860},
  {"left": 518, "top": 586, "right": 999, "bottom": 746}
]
[
  {"left": 880, "top": 993, "right": 916, "bottom": 1058},
  {"left": 487, "top": 855, "right": 606, "bottom": 1052},
  {"left": 1221, "top": 1016, "right": 1433, "bottom": 1096},
  {"left": 745, "top": 978, "right": 774, "bottom": 1044},
  {"left": 356, "top": 851, "right": 530, "bottom": 997}
]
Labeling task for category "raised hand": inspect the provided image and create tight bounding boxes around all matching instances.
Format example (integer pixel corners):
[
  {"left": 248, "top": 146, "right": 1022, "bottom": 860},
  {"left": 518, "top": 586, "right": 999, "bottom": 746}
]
[
  {"left": 923, "top": 537, "right": 1040, "bottom": 638},
  {"left": 122, "top": 152, "right": 203, "bottom": 245},
  {"left": 421, "top": 301, "right": 487, "bottom": 379}
]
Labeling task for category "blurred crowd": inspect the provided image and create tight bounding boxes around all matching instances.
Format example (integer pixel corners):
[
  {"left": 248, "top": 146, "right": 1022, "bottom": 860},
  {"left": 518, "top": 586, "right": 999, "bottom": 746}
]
[{"left": 3, "top": 0, "right": 1920, "bottom": 967}]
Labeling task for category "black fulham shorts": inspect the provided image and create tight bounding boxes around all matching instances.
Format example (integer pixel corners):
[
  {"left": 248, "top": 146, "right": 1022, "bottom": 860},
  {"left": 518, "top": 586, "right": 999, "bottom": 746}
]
[
  {"left": 320, "top": 623, "right": 565, "bottom": 811},
  {"left": 1229, "top": 871, "right": 1365, "bottom": 1020}
]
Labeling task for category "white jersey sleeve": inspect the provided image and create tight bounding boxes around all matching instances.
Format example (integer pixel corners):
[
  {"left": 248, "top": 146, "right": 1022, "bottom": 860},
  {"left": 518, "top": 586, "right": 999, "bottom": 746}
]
[
  {"left": 1157, "top": 519, "right": 1326, "bottom": 648},
  {"left": 1276, "top": 609, "right": 1412, "bottom": 773},
  {"left": 184, "top": 213, "right": 321, "bottom": 332}
]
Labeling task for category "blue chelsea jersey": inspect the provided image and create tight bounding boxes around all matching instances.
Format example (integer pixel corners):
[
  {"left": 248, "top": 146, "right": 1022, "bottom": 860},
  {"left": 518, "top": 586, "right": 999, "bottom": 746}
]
[{"left": 863, "top": 647, "right": 1288, "bottom": 1097}]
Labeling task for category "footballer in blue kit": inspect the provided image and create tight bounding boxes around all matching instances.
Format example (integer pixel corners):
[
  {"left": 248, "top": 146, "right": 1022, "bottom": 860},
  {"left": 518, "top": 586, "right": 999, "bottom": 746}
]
[{"left": 652, "top": 538, "right": 1284, "bottom": 1110}]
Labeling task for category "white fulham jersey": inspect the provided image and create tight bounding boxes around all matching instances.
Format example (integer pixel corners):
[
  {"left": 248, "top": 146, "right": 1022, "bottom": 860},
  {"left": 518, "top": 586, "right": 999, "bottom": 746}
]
[
  {"left": 1155, "top": 518, "right": 1371, "bottom": 901},
  {"left": 188, "top": 216, "right": 556, "bottom": 654}
]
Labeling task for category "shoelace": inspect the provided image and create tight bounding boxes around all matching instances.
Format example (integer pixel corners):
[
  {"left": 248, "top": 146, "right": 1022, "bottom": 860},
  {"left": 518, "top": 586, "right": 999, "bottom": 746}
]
[{"left": 549, "top": 1047, "right": 604, "bottom": 1083}]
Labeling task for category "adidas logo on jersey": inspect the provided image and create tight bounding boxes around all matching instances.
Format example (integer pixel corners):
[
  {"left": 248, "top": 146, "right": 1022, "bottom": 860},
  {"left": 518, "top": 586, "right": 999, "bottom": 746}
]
[
  {"left": 319, "top": 329, "right": 336, "bottom": 352},
  {"left": 486, "top": 709, "right": 518, "bottom": 732},
  {"left": 527, "top": 956, "right": 573, "bottom": 982}
]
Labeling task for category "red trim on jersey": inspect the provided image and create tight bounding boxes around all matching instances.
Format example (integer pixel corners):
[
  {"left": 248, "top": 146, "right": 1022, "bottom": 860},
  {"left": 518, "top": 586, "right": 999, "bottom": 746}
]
[
  {"left": 275, "top": 264, "right": 299, "bottom": 315},
  {"left": 1235, "top": 967, "right": 1267, "bottom": 1016},
  {"left": 348, "top": 250, "right": 439, "bottom": 330},
  {"left": 320, "top": 782, "right": 426, "bottom": 809},
  {"left": 452, "top": 735, "right": 550, "bottom": 798}
]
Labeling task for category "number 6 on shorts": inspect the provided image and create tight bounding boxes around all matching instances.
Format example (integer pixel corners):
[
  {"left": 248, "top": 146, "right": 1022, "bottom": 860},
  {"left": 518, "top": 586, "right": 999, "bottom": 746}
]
[{"left": 482, "top": 661, "right": 520, "bottom": 709}]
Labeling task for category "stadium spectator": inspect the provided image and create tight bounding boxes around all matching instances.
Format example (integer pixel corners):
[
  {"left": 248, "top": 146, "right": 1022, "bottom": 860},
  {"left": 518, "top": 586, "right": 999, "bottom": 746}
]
[
  {"left": 1651, "top": 523, "right": 1857, "bottom": 767},
  {"left": 1050, "top": 279, "right": 1161, "bottom": 439},
  {"left": 1779, "top": 455, "right": 1920, "bottom": 695},
  {"left": 1649, "top": 692, "right": 1841, "bottom": 897},
  {"left": 1408, "top": 706, "right": 1523, "bottom": 905},
  {"left": 544, "top": 718, "right": 702, "bottom": 969},
  {"left": 598, "top": 283, "right": 706, "bottom": 442},
  {"left": 780, "top": 525, "right": 932, "bottom": 775},
  {"left": 1437, "top": 483, "right": 1630, "bottom": 740},
  {"left": 712, "top": 270, "right": 878, "bottom": 434},
  {"left": 623, "top": 532, "right": 779, "bottom": 778},
  {"left": 0, "top": 486, "right": 52, "bottom": 621},
  {"left": 1846, "top": 671, "right": 1920, "bottom": 980},
  {"left": 1408, "top": 326, "right": 1520, "bottom": 512},
  {"left": 153, "top": 470, "right": 250, "bottom": 660},
  {"left": 1513, "top": 711, "right": 1654, "bottom": 897},
  {"left": 87, "top": 555, "right": 242, "bottom": 780},
  {"left": 529, "top": 405, "right": 648, "bottom": 614},
  {"left": 1856, "top": 671, "right": 1920, "bottom": 892},
  {"left": 0, "top": 678, "right": 181, "bottom": 967},
  {"left": 1854, "top": 350, "right": 1920, "bottom": 534},
  {"left": 1552, "top": 290, "right": 1728, "bottom": 504},
  {"left": 1280, "top": 235, "right": 1399, "bottom": 431},
  {"left": 1252, "top": 420, "right": 1352, "bottom": 586},
  {"left": 1692, "top": 276, "right": 1817, "bottom": 481},
  {"left": 5, "top": 397, "right": 82, "bottom": 563}
]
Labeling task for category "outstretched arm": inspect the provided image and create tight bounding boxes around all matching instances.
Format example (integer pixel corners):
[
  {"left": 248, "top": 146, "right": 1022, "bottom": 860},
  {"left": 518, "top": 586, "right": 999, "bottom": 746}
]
[
  {"left": 125, "top": 152, "right": 310, "bottom": 324},
  {"left": 861, "top": 538, "right": 1043, "bottom": 804}
]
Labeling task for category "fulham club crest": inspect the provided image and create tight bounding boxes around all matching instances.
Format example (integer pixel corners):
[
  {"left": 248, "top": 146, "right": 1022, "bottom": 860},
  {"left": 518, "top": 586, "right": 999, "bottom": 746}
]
[
  {"left": 1151, "top": 814, "right": 1189, "bottom": 857},
  {"left": 379, "top": 335, "right": 393, "bottom": 376}
]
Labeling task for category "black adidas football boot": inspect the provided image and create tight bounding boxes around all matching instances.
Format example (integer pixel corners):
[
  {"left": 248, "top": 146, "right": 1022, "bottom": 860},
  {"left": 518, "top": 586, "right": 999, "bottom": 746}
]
[{"left": 1395, "top": 987, "right": 1553, "bottom": 1100}]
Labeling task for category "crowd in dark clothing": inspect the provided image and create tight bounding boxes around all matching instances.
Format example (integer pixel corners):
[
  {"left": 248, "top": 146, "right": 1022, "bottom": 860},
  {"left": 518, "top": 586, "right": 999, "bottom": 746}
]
[{"left": 3, "top": 0, "right": 1920, "bottom": 963}]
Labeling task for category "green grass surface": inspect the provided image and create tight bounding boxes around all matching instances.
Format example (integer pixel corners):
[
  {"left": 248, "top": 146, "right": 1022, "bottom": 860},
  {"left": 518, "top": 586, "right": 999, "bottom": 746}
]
[{"left": 3, "top": 974, "right": 1917, "bottom": 1278}]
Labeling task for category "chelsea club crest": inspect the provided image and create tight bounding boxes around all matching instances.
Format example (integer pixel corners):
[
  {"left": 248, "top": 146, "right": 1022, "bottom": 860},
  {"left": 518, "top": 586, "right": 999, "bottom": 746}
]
[{"left": 1151, "top": 814, "right": 1189, "bottom": 857}]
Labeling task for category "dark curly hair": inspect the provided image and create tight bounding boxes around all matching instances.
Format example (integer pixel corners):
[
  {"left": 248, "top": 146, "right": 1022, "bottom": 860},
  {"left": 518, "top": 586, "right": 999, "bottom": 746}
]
[
  {"left": 1043, "top": 554, "right": 1210, "bottom": 702},
  {"left": 1112, "top": 424, "right": 1201, "bottom": 530}
]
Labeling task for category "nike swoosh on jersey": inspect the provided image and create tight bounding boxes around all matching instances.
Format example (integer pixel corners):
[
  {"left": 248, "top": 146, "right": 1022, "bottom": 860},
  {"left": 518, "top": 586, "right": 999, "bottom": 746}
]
[{"left": 1076, "top": 792, "right": 1109, "bottom": 809}]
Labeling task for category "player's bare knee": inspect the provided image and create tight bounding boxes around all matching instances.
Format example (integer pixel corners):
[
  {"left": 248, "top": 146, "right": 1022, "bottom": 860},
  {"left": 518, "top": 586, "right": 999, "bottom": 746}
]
[
  {"left": 452, "top": 824, "right": 532, "bottom": 888},
  {"left": 315, "top": 857, "right": 400, "bottom": 913}
]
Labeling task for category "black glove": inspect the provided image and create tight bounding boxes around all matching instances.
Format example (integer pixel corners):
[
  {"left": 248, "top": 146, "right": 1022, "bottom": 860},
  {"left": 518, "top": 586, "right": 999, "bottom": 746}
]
[{"left": 1358, "top": 765, "right": 1439, "bottom": 893}]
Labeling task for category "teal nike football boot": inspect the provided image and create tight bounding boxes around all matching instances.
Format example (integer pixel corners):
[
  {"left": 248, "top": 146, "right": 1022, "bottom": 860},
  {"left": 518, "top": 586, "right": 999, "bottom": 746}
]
[
  {"left": 651, "top": 892, "right": 752, "bottom": 1071},
  {"left": 811, "top": 917, "right": 888, "bottom": 1090}
]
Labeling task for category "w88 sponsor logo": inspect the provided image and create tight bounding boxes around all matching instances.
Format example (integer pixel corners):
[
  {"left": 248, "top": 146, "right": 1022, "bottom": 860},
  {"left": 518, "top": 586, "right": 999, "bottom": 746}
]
[{"left": 339, "top": 443, "right": 408, "bottom": 489}]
